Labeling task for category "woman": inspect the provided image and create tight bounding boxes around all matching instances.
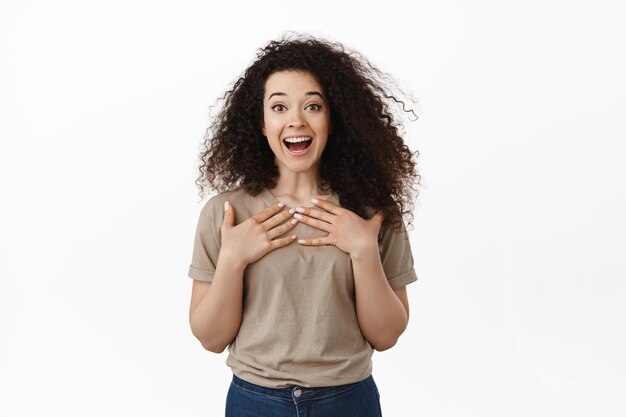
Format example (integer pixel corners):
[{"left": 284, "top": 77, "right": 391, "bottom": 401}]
[{"left": 187, "top": 33, "right": 420, "bottom": 417}]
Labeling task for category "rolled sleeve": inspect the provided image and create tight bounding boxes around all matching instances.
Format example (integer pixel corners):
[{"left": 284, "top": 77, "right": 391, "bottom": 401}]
[
  {"left": 187, "top": 199, "right": 221, "bottom": 283},
  {"left": 378, "top": 219, "right": 418, "bottom": 289}
]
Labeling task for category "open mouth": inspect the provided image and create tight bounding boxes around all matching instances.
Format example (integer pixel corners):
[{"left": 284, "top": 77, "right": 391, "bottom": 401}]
[{"left": 283, "top": 136, "right": 313, "bottom": 154}]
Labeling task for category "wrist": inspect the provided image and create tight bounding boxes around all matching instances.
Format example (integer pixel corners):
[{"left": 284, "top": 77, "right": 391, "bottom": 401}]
[
  {"left": 349, "top": 242, "right": 379, "bottom": 262},
  {"left": 217, "top": 250, "right": 248, "bottom": 272}
]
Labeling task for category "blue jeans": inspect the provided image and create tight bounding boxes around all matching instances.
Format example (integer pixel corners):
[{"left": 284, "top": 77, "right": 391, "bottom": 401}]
[{"left": 225, "top": 373, "right": 383, "bottom": 417}]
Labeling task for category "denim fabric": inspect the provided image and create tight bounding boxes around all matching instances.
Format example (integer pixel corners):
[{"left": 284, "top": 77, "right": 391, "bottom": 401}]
[{"left": 225, "top": 373, "right": 383, "bottom": 417}]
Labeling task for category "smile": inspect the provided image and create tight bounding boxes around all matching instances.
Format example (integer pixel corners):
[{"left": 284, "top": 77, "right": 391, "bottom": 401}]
[{"left": 283, "top": 136, "right": 313, "bottom": 155}]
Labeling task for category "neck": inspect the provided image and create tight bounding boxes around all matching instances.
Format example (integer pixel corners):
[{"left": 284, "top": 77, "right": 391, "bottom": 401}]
[{"left": 270, "top": 167, "right": 329, "bottom": 200}]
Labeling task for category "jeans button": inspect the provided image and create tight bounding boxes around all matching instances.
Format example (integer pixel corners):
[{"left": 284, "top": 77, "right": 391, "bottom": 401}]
[{"left": 293, "top": 389, "right": 302, "bottom": 398}]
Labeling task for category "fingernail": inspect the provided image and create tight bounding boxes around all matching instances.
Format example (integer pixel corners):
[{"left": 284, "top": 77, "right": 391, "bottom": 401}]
[
  {"left": 291, "top": 218, "right": 299, "bottom": 224},
  {"left": 310, "top": 198, "right": 319, "bottom": 204},
  {"left": 288, "top": 208, "right": 296, "bottom": 214},
  {"left": 294, "top": 213, "right": 303, "bottom": 220},
  {"left": 295, "top": 207, "right": 305, "bottom": 213},
  {"left": 298, "top": 239, "right": 306, "bottom": 244},
  {"left": 291, "top": 234, "right": 297, "bottom": 239},
  {"left": 224, "top": 201, "right": 229, "bottom": 211},
  {"left": 278, "top": 201, "right": 285, "bottom": 208}
]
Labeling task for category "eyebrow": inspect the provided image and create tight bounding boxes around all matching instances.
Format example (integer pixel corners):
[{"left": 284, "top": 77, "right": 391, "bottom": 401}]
[{"left": 268, "top": 91, "right": 325, "bottom": 100}]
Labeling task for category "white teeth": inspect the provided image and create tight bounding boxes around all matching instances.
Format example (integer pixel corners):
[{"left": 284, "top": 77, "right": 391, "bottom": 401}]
[{"left": 284, "top": 136, "right": 312, "bottom": 143}]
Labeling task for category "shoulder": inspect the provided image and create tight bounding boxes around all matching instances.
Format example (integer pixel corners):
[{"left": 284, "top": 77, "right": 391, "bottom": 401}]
[
  {"left": 200, "top": 186, "right": 251, "bottom": 213},
  {"left": 378, "top": 216, "right": 410, "bottom": 244},
  {"left": 199, "top": 186, "right": 271, "bottom": 223}
]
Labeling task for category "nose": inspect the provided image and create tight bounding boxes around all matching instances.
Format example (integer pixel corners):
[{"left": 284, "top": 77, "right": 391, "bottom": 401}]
[{"left": 288, "top": 110, "right": 306, "bottom": 128}]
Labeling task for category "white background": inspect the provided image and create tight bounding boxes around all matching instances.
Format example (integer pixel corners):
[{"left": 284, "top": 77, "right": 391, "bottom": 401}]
[{"left": 1, "top": 0, "right": 625, "bottom": 416}]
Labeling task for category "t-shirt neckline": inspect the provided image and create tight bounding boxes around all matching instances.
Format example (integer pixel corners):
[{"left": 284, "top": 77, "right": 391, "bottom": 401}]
[{"left": 262, "top": 188, "right": 339, "bottom": 209}]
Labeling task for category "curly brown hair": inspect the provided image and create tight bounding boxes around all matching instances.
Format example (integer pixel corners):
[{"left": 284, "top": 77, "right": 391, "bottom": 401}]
[{"left": 195, "top": 32, "right": 421, "bottom": 233}]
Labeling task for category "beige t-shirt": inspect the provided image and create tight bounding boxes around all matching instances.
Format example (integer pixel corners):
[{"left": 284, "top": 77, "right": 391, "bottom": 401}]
[{"left": 188, "top": 186, "right": 417, "bottom": 388}]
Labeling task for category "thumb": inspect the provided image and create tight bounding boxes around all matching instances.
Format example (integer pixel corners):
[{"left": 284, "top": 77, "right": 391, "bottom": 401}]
[{"left": 223, "top": 200, "right": 234, "bottom": 228}]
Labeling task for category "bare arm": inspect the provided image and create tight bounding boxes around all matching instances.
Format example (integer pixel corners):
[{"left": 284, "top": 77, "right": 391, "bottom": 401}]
[
  {"left": 351, "top": 244, "right": 410, "bottom": 351},
  {"left": 189, "top": 254, "right": 247, "bottom": 353},
  {"left": 188, "top": 201, "right": 297, "bottom": 353},
  {"left": 288, "top": 198, "right": 412, "bottom": 352}
]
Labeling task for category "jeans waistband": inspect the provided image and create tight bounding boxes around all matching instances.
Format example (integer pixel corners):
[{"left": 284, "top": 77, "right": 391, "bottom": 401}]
[{"left": 231, "top": 374, "right": 373, "bottom": 401}]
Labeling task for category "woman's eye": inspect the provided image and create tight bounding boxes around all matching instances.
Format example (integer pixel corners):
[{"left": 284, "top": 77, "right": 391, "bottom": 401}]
[
  {"left": 271, "top": 104, "right": 286, "bottom": 111},
  {"left": 307, "top": 104, "right": 321, "bottom": 111}
]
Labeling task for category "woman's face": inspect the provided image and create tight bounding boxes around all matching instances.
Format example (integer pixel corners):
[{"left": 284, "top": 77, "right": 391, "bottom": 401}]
[{"left": 262, "top": 70, "right": 331, "bottom": 175}]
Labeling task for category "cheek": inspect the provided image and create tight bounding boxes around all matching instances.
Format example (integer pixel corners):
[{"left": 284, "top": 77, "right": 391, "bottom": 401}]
[
  {"left": 264, "top": 116, "right": 282, "bottom": 136},
  {"left": 306, "top": 111, "right": 328, "bottom": 129},
  {"left": 320, "top": 110, "right": 331, "bottom": 131},
  {"left": 316, "top": 115, "right": 331, "bottom": 133}
]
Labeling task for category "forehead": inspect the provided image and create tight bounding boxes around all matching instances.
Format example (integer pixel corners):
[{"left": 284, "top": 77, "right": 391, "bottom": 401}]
[{"left": 264, "top": 71, "right": 324, "bottom": 100}]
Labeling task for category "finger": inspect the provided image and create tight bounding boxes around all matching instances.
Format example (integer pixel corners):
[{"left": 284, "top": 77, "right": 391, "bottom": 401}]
[
  {"left": 297, "top": 236, "right": 334, "bottom": 246},
  {"left": 310, "top": 197, "right": 341, "bottom": 215},
  {"left": 222, "top": 201, "right": 234, "bottom": 229},
  {"left": 269, "top": 234, "right": 298, "bottom": 250},
  {"left": 294, "top": 206, "right": 334, "bottom": 224},
  {"left": 293, "top": 213, "right": 332, "bottom": 232},
  {"left": 262, "top": 207, "right": 296, "bottom": 232},
  {"left": 251, "top": 202, "right": 285, "bottom": 223},
  {"left": 267, "top": 217, "right": 299, "bottom": 240}
]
